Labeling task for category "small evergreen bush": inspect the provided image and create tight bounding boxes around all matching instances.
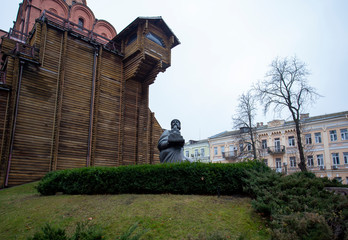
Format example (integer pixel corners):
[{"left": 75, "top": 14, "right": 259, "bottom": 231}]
[
  {"left": 28, "top": 222, "right": 146, "bottom": 240},
  {"left": 27, "top": 223, "right": 67, "bottom": 240},
  {"left": 243, "top": 170, "right": 348, "bottom": 240},
  {"left": 37, "top": 161, "right": 267, "bottom": 196}
]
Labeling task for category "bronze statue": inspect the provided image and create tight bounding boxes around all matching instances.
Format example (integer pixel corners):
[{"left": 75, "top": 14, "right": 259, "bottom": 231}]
[{"left": 158, "top": 119, "right": 192, "bottom": 163}]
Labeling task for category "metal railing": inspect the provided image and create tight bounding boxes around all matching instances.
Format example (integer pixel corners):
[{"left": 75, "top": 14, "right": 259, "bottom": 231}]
[
  {"left": 8, "top": 28, "right": 28, "bottom": 43},
  {"left": 12, "top": 42, "right": 40, "bottom": 59},
  {"left": 7, "top": 10, "right": 121, "bottom": 53},
  {"left": 190, "top": 156, "right": 210, "bottom": 163},
  {"left": 40, "top": 10, "right": 120, "bottom": 52},
  {"left": 222, "top": 151, "right": 238, "bottom": 160},
  {"left": 267, "top": 145, "right": 285, "bottom": 154}
]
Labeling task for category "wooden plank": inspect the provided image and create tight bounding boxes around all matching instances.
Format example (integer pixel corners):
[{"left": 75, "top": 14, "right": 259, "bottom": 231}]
[{"left": 56, "top": 36, "right": 94, "bottom": 170}]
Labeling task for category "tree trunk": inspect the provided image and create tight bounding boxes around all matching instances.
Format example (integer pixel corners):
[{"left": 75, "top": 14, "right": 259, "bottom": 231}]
[
  {"left": 294, "top": 119, "right": 307, "bottom": 172},
  {"left": 250, "top": 131, "right": 257, "bottom": 160}
]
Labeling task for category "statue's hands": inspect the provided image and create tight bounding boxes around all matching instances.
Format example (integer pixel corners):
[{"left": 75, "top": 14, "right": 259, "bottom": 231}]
[{"left": 168, "top": 133, "right": 185, "bottom": 146}]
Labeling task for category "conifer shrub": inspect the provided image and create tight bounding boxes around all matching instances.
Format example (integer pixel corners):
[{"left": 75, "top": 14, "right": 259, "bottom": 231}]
[
  {"left": 243, "top": 170, "right": 348, "bottom": 240},
  {"left": 37, "top": 161, "right": 267, "bottom": 196},
  {"left": 27, "top": 221, "right": 145, "bottom": 240}
]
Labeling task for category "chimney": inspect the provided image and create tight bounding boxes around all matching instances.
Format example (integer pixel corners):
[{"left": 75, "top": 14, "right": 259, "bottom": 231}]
[{"left": 260, "top": 122, "right": 263, "bottom": 126}]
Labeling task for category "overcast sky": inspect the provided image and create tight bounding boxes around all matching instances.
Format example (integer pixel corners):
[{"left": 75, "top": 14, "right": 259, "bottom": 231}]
[{"left": 1, "top": 0, "right": 348, "bottom": 141}]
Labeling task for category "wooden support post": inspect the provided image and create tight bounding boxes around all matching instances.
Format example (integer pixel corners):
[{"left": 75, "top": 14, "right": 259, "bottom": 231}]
[
  {"left": 50, "top": 31, "right": 68, "bottom": 171},
  {"left": 149, "top": 112, "right": 155, "bottom": 164},
  {"left": 118, "top": 62, "right": 125, "bottom": 165},
  {"left": 40, "top": 22, "right": 48, "bottom": 67},
  {"left": 137, "top": 84, "right": 149, "bottom": 164},
  {"left": 90, "top": 47, "right": 103, "bottom": 167},
  {"left": 134, "top": 84, "right": 139, "bottom": 164},
  {"left": 5, "top": 59, "right": 23, "bottom": 187},
  {"left": 0, "top": 58, "right": 17, "bottom": 188},
  {"left": 86, "top": 47, "right": 98, "bottom": 167}
]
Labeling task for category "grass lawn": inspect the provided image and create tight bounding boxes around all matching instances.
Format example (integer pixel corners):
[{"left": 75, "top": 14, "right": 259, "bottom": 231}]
[{"left": 0, "top": 182, "right": 270, "bottom": 239}]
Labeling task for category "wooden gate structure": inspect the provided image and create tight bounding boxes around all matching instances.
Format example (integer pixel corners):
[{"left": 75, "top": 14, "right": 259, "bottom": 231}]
[{"left": 0, "top": 8, "right": 179, "bottom": 187}]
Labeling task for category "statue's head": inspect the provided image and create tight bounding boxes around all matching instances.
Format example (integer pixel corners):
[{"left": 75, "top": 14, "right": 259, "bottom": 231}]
[{"left": 171, "top": 119, "right": 181, "bottom": 131}]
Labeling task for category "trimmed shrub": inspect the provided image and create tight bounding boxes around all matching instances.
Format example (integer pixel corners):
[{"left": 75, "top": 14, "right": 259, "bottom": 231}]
[{"left": 37, "top": 161, "right": 267, "bottom": 196}]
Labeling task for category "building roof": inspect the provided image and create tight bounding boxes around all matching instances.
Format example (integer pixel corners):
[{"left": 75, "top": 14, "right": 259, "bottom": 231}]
[
  {"left": 210, "top": 110, "right": 348, "bottom": 139},
  {"left": 185, "top": 139, "right": 209, "bottom": 145},
  {"left": 302, "top": 111, "right": 348, "bottom": 123},
  {"left": 112, "top": 17, "right": 180, "bottom": 48},
  {"left": 209, "top": 130, "right": 240, "bottom": 139}
]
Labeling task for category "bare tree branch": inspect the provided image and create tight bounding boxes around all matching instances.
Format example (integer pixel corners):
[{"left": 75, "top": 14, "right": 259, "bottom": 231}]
[
  {"left": 253, "top": 56, "right": 321, "bottom": 172},
  {"left": 232, "top": 91, "right": 258, "bottom": 159}
]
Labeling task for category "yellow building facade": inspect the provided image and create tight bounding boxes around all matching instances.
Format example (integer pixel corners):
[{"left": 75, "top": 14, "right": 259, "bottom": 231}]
[{"left": 209, "top": 111, "right": 348, "bottom": 183}]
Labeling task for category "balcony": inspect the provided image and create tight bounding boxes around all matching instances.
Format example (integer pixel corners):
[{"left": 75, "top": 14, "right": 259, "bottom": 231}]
[
  {"left": 332, "top": 165, "right": 339, "bottom": 170},
  {"left": 267, "top": 145, "right": 285, "bottom": 155},
  {"left": 222, "top": 151, "right": 238, "bottom": 160},
  {"left": 190, "top": 156, "right": 210, "bottom": 163}
]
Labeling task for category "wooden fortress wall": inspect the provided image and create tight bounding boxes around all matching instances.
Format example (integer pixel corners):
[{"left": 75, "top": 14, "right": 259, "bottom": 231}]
[{"left": 0, "top": 20, "right": 163, "bottom": 187}]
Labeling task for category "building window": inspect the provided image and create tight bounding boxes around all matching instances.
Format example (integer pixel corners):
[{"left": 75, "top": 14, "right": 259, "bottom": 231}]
[
  {"left": 247, "top": 143, "right": 252, "bottom": 151},
  {"left": 78, "top": 18, "right": 84, "bottom": 30},
  {"left": 307, "top": 155, "right": 314, "bottom": 167},
  {"left": 185, "top": 151, "right": 189, "bottom": 158},
  {"left": 201, "top": 148, "right": 205, "bottom": 157},
  {"left": 146, "top": 32, "right": 166, "bottom": 47},
  {"left": 315, "top": 132, "right": 322, "bottom": 143},
  {"left": 330, "top": 130, "right": 337, "bottom": 141},
  {"left": 274, "top": 138, "right": 281, "bottom": 152},
  {"left": 221, "top": 146, "right": 225, "bottom": 154},
  {"left": 239, "top": 143, "right": 243, "bottom": 152},
  {"left": 317, "top": 154, "right": 324, "bottom": 166},
  {"left": 261, "top": 139, "right": 267, "bottom": 149},
  {"left": 344, "top": 152, "right": 348, "bottom": 164},
  {"left": 263, "top": 159, "right": 268, "bottom": 166},
  {"left": 276, "top": 158, "right": 282, "bottom": 172},
  {"left": 214, "top": 147, "right": 218, "bottom": 155},
  {"left": 288, "top": 136, "right": 295, "bottom": 147},
  {"left": 332, "top": 153, "right": 340, "bottom": 165},
  {"left": 194, "top": 149, "right": 199, "bottom": 158},
  {"left": 229, "top": 145, "right": 234, "bottom": 152},
  {"left": 305, "top": 134, "right": 312, "bottom": 144},
  {"left": 341, "top": 129, "right": 348, "bottom": 140},
  {"left": 290, "top": 157, "right": 296, "bottom": 168}
]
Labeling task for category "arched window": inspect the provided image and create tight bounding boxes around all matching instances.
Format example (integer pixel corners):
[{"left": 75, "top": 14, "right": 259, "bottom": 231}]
[
  {"left": 78, "top": 18, "right": 84, "bottom": 30},
  {"left": 146, "top": 32, "right": 165, "bottom": 48}
]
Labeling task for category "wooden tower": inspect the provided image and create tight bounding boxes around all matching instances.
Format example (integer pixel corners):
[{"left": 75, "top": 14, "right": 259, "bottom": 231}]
[{"left": 0, "top": 6, "right": 179, "bottom": 187}]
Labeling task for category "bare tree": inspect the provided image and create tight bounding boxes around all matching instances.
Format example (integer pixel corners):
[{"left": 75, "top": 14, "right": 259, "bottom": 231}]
[
  {"left": 254, "top": 56, "right": 320, "bottom": 171},
  {"left": 233, "top": 91, "right": 258, "bottom": 160}
]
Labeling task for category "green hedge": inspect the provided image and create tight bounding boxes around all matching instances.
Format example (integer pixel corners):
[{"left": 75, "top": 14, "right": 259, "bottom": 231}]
[{"left": 37, "top": 161, "right": 268, "bottom": 196}]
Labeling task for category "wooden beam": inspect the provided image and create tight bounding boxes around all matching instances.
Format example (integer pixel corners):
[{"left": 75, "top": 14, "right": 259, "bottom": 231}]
[
  {"left": 51, "top": 31, "right": 68, "bottom": 171},
  {"left": 90, "top": 46, "right": 103, "bottom": 167}
]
